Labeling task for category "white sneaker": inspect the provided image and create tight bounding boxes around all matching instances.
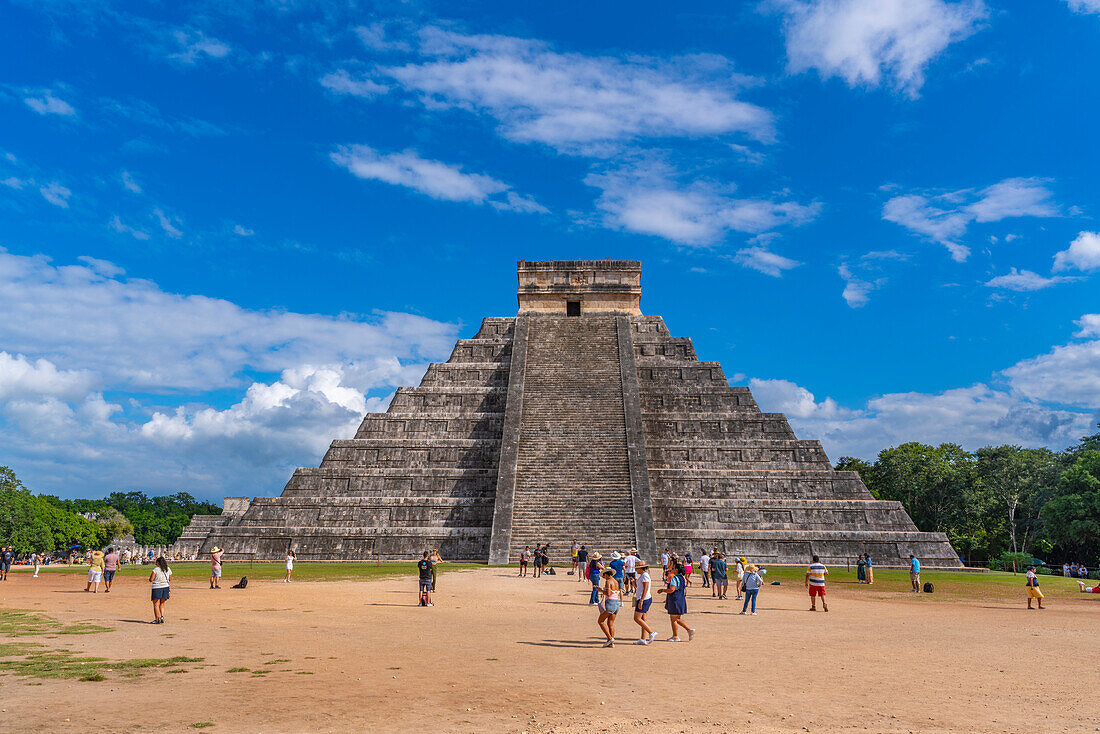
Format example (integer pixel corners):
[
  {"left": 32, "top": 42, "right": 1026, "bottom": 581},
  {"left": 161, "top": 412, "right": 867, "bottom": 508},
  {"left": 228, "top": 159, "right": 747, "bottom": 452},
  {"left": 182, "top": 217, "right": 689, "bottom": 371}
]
[
  {"left": 738, "top": 611, "right": 746, "bottom": 615},
  {"left": 751, "top": 612, "right": 757, "bottom": 616},
  {"left": 603, "top": 639, "right": 614, "bottom": 647},
  {"left": 688, "top": 628, "right": 696, "bottom": 641},
  {"left": 666, "top": 636, "right": 680, "bottom": 642},
  {"left": 632, "top": 638, "right": 649, "bottom": 645},
  {"left": 647, "top": 632, "right": 658, "bottom": 643}
]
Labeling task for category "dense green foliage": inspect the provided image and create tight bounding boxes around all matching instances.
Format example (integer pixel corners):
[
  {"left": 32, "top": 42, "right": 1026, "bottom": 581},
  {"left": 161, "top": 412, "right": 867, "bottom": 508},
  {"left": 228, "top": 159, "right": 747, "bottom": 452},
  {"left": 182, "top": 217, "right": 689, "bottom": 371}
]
[
  {"left": 0, "top": 466, "right": 220, "bottom": 552},
  {"left": 838, "top": 428, "right": 1100, "bottom": 565}
]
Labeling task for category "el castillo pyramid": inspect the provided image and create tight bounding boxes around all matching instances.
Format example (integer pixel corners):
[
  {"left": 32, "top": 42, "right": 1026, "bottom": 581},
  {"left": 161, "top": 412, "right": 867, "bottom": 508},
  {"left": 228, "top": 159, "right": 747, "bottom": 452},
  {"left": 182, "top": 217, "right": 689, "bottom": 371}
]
[{"left": 175, "top": 260, "right": 961, "bottom": 567}]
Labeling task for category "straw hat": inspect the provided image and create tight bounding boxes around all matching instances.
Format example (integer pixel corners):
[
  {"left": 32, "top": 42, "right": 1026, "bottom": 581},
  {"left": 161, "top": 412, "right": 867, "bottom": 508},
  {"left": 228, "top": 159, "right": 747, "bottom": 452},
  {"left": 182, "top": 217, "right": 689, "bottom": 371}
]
[
  {"left": 591, "top": 552, "right": 602, "bottom": 560},
  {"left": 211, "top": 546, "right": 222, "bottom": 554},
  {"left": 611, "top": 551, "right": 622, "bottom": 560},
  {"left": 91, "top": 550, "right": 104, "bottom": 559},
  {"left": 630, "top": 548, "right": 638, "bottom": 554},
  {"left": 746, "top": 564, "right": 758, "bottom": 573},
  {"left": 637, "top": 561, "right": 649, "bottom": 570},
  {"left": 739, "top": 557, "right": 747, "bottom": 564}
]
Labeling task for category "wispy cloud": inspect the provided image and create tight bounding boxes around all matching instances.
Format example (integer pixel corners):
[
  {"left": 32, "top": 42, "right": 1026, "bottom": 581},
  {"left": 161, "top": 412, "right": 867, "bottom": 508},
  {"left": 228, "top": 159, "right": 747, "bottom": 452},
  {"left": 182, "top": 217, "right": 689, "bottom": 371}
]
[
  {"left": 24, "top": 89, "right": 77, "bottom": 117},
  {"left": 984, "top": 268, "right": 1079, "bottom": 292},
  {"left": 233, "top": 224, "right": 254, "bottom": 237},
  {"left": 120, "top": 171, "right": 142, "bottom": 193},
  {"left": 330, "top": 144, "right": 547, "bottom": 214},
  {"left": 883, "top": 177, "right": 1059, "bottom": 261},
  {"left": 39, "top": 181, "right": 71, "bottom": 208},
  {"left": 153, "top": 208, "right": 183, "bottom": 238},
  {"left": 167, "top": 28, "right": 231, "bottom": 65},
  {"left": 109, "top": 215, "right": 151, "bottom": 240},
  {"left": 1065, "top": 0, "right": 1100, "bottom": 14},
  {"left": 320, "top": 69, "right": 388, "bottom": 98},
  {"left": 584, "top": 161, "right": 817, "bottom": 246},
  {"left": 352, "top": 26, "right": 772, "bottom": 155},
  {"left": 772, "top": 0, "right": 987, "bottom": 97},
  {"left": 734, "top": 246, "right": 801, "bottom": 277}
]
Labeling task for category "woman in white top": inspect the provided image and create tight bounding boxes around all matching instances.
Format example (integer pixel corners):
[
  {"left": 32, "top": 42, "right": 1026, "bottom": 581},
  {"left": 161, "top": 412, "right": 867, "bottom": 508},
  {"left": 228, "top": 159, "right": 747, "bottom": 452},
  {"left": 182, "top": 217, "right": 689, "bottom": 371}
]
[
  {"left": 148, "top": 556, "right": 172, "bottom": 624},
  {"left": 284, "top": 550, "right": 296, "bottom": 583},
  {"left": 632, "top": 561, "right": 657, "bottom": 645}
]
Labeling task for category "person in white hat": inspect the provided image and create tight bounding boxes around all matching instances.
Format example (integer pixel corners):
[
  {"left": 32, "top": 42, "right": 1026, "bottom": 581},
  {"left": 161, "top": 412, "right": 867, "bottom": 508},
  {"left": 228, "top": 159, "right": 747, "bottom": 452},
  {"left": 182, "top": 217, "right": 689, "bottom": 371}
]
[{"left": 210, "top": 546, "right": 224, "bottom": 590}]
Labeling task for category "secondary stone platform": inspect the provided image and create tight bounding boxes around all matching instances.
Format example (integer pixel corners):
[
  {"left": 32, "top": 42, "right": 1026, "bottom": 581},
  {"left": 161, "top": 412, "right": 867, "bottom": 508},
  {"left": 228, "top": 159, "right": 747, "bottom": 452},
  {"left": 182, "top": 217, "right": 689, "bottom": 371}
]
[{"left": 175, "top": 260, "right": 961, "bottom": 567}]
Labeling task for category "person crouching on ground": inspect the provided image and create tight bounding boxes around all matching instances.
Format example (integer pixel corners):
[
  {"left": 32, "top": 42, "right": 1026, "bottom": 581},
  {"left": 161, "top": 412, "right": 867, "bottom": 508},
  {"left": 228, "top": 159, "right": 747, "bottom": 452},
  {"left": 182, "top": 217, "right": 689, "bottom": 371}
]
[
  {"left": 85, "top": 549, "right": 105, "bottom": 592},
  {"left": 1025, "top": 565, "right": 1044, "bottom": 610},
  {"left": 149, "top": 556, "right": 171, "bottom": 624},
  {"left": 632, "top": 561, "right": 657, "bottom": 645},
  {"left": 597, "top": 568, "right": 621, "bottom": 647},
  {"left": 658, "top": 560, "right": 694, "bottom": 642},
  {"left": 210, "top": 546, "right": 224, "bottom": 589},
  {"left": 588, "top": 552, "right": 603, "bottom": 605},
  {"left": 740, "top": 564, "right": 763, "bottom": 615},
  {"left": 417, "top": 551, "right": 434, "bottom": 607}
]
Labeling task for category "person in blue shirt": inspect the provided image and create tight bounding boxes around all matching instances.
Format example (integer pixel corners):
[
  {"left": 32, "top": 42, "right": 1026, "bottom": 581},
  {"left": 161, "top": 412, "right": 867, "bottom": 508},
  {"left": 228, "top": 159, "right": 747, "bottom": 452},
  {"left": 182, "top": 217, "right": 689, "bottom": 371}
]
[
  {"left": 739, "top": 564, "right": 764, "bottom": 615},
  {"left": 588, "top": 552, "right": 604, "bottom": 605},
  {"left": 609, "top": 552, "right": 625, "bottom": 589},
  {"left": 909, "top": 554, "right": 921, "bottom": 592}
]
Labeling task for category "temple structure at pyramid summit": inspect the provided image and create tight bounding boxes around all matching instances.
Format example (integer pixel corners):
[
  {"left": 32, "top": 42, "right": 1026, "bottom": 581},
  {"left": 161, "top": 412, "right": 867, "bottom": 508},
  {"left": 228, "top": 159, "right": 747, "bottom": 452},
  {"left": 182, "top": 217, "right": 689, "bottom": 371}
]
[{"left": 174, "top": 260, "right": 962, "bottom": 567}]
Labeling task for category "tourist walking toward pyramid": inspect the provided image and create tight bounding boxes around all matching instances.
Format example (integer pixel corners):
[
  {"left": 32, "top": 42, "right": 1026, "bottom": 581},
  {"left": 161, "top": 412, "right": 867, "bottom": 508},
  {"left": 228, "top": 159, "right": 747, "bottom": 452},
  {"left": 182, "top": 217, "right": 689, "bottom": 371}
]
[
  {"left": 699, "top": 550, "right": 710, "bottom": 589},
  {"left": 658, "top": 560, "right": 694, "bottom": 642},
  {"left": 739, "top": 564, "right": 763, "bottom": 615},
  {"left": 806, "top": 555, "right": 829, "bottom": 612},
  {"left": 709, "top": 553, "right": 728, "bottom": 599},
  {"left": 575, "top": 545, "right": 587, "bottom": 582},
  {"left": 622, "top": 548, "right": 639, "bottom": 593},
  {"left": 734, "top": 557, "right": 746, "bottom": 600},
  {"left": 597, "top": 568, "right": 621, "bottom": 647},
  {"left": 103, "top": 547, "right": 119, "bottom": 592},
  {"left": 632, "top": 561, "right": 657, "bottom": 645},
  {"left": 417, "top": 551, "right": 434, "bottom": 607},
  {"left": 519, "top": 546, "right": 530, "bottom": 576},
  {"left": 85, "top": 549, "right": 105, "bottom": 592}
]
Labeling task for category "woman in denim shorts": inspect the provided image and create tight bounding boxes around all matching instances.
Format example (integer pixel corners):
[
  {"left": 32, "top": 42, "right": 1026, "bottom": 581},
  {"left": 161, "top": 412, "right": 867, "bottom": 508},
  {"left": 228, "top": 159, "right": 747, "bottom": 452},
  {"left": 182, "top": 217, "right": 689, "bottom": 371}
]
[{"left": 596, "top": 568, "right": 621, "bottom": 648}]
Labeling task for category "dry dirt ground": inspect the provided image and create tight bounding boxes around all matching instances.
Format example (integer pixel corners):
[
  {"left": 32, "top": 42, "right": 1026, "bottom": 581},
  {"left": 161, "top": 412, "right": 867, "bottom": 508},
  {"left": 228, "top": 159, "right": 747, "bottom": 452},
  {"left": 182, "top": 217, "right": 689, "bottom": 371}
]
[{"left": 0, "top": 565, "right": 1098, "bottom": 733}]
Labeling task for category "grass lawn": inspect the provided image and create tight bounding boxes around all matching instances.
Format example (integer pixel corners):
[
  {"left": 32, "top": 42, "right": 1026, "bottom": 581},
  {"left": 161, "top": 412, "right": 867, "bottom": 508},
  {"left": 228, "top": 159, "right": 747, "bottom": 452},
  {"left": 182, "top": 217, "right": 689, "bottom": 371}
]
[
  {"left": 20, "top": 561, "right": 486, "bottom": 583},
  {"left": 725, "top": 565, "right": 1093, "bottom": 604}
]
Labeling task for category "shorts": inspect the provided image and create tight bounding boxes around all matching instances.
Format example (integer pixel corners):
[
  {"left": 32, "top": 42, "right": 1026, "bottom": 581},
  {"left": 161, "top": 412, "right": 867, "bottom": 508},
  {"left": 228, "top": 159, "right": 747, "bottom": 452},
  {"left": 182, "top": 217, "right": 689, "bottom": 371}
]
[
  {"left": 713, "top": 577, "right": 728, "bottom": 586},
  {"left": 0, "top": 562, "right": 10, "bottom": 572},
  {"left": 419, "top": 579, "right": 432, "bottom": 592},
  {"left": 626, "top": 572, "right": 636, "bottom": 580},
  {"left": 151, "top": 587, "right": 170, "bottom": 601},
  {"left": 286, "top": 564, "right": 293, "bottom": 571},
  {"left": 1027, "top": 586, "right": 1044, "bottom": 599},
  {"left": 212, "top": 568, "right": 222, "bottom": 578},
  {"left": 603, "top": 600, "right": 621, "bottom": 614},
  {"left": 808, "top": 585, "right": 826, "bottom": 597},
  {"left": 88, "top": 569, "right": 102, "bottom": 583},
  {"left": 520, "top": 560, "right": 527, "bottom": 566},
  {"left": 104, "top": 570, "right": 116, "bottom": 583},
  {"left": 634, "top": 598, "right": 652, "bottom": 614}
]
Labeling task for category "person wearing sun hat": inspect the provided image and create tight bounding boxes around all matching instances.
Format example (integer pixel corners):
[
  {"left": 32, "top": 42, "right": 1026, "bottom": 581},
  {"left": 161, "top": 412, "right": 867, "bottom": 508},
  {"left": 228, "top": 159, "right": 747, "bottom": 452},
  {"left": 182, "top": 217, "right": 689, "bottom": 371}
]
[
  {"left": 588, "top": 552, "right": 604, "bottom": 605},
  {"left": 740, "top": 564, "right": 764, "bottom": 615},
  {"left": 210, "top": 546, "right": 224, "bottom": 590},
  {"left": 632, "top": 560, "right": 657, "bottom": 644},
  {"left": 85, "top": 549, "right": 105, "bottom": 593}
]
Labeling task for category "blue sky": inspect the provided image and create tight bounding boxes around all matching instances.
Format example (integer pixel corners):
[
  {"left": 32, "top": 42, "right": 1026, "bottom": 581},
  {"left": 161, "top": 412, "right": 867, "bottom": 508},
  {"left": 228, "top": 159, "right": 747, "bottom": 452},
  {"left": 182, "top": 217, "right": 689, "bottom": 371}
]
[{"left": 1, "top": 0, "right": 1098, "bottom": 501}]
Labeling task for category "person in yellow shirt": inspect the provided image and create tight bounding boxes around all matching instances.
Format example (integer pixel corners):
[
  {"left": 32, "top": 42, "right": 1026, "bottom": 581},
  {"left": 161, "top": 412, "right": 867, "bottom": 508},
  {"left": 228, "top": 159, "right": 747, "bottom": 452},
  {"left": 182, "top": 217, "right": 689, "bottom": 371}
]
[{"left": 85, "top": 549, "right": 105, "bottom": 593}]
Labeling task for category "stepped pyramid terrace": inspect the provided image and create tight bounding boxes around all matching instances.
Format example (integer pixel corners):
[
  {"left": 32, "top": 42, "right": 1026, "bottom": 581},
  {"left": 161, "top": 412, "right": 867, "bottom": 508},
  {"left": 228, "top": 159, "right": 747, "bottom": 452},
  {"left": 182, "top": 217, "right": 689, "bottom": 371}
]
[{"left": 174, "top": 260, "right": 962, "bottom": 567}]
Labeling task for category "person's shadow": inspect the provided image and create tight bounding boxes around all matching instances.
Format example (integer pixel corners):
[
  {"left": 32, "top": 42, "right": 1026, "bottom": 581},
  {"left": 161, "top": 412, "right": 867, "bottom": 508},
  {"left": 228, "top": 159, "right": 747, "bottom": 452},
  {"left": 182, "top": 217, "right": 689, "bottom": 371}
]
[{"left": 516, "top": 639, "right": 594, "bottom": 649}]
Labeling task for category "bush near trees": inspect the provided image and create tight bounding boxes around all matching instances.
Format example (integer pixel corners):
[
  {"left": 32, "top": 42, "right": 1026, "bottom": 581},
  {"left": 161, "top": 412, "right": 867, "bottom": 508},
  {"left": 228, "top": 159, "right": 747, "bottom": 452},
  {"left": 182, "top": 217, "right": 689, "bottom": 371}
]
[
  {"left": 837, "top": 428, "right": 1100, "bottom": 566},
  {"left": 0, "top": 466, "right": 220, "bottom": 553}
]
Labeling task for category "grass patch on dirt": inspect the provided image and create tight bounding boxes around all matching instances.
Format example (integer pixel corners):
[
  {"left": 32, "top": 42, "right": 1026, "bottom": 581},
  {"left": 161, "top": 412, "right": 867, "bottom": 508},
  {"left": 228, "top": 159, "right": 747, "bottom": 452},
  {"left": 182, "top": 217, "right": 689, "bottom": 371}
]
[
  {"left": 227, "top": 667, "right": 250, "bottom": 673},
  {"left": 190, "top": 723, "right": 215, "bottom": 729},
  {"left": 727, "top": 565, "right": 1092, "bottom": 603},
  {"left": 0, "top": 608, "right": 113, "bottom": 636},
  {"left": 0, "top": 648, "right": 203, "bottom": 682}
]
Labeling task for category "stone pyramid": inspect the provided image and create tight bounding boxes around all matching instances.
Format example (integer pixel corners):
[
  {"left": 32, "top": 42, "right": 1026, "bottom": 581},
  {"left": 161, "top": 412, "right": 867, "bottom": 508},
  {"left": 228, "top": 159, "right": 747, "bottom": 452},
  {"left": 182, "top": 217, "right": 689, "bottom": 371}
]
[{"left": 175, "top": 260, "right": 961, "bottom": 567}]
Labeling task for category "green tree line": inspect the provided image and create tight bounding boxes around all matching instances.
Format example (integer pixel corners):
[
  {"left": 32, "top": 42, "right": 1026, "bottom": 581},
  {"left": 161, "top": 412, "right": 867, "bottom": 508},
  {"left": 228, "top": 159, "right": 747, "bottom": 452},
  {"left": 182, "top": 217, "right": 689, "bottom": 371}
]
[
  {"left": 0, "top": 466, "right": 220, "bottom": 553},
  {"left": 837, "top": 428, "right": 1100, "bottom": 566}
]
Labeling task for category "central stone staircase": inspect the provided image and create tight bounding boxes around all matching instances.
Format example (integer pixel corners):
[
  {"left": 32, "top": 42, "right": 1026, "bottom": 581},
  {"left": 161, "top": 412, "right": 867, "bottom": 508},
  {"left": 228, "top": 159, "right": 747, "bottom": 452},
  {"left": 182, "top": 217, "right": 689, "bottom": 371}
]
[{"left": 509, "top": 316, "right": 637, "bottom": 562}]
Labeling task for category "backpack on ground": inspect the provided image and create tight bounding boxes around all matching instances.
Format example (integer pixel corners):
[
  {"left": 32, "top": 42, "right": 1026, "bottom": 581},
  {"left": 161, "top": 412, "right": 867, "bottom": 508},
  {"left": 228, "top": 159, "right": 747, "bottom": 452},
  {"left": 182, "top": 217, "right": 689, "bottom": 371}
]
[
  {"left": 923, "top": 582, "right": 934, "bottom": 593},
  {"left": 546, "top": 566, "right": 556, "bottom": 575},
  {"left": 231, "top": 576, "right": 248, "bottom": 589}
]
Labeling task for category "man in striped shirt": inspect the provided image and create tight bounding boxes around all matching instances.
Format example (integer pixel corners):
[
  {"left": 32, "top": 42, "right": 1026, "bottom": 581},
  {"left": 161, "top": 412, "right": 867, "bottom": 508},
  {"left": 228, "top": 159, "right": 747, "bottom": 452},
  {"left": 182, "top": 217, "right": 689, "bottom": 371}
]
[{"left": 805, "top": 555, "right": 829, "bottom": 612}]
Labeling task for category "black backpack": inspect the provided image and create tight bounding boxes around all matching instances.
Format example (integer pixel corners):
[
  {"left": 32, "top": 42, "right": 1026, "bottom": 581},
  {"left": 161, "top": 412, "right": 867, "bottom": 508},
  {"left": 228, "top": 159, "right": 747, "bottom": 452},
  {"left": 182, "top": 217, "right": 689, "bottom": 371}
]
[
  {"left": 546, "top": 566, "right": 556, "bottom": 575},
  {"left": 232, "top": 576, "right": 248, "bottom": 589},
  {"left": 923, "top": 582, "right": 934, "bottom": 594}
]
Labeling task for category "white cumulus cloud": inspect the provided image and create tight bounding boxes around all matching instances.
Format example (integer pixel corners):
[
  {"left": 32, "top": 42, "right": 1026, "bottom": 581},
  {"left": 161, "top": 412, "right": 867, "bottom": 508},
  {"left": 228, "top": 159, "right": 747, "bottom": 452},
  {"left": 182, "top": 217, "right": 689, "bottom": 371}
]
[
  {"left": 1053, "top": 231, "right": 1100, "bottom": 272},
  {"left": 774, "top": 0, "right": 987, "bottom": 97}
]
